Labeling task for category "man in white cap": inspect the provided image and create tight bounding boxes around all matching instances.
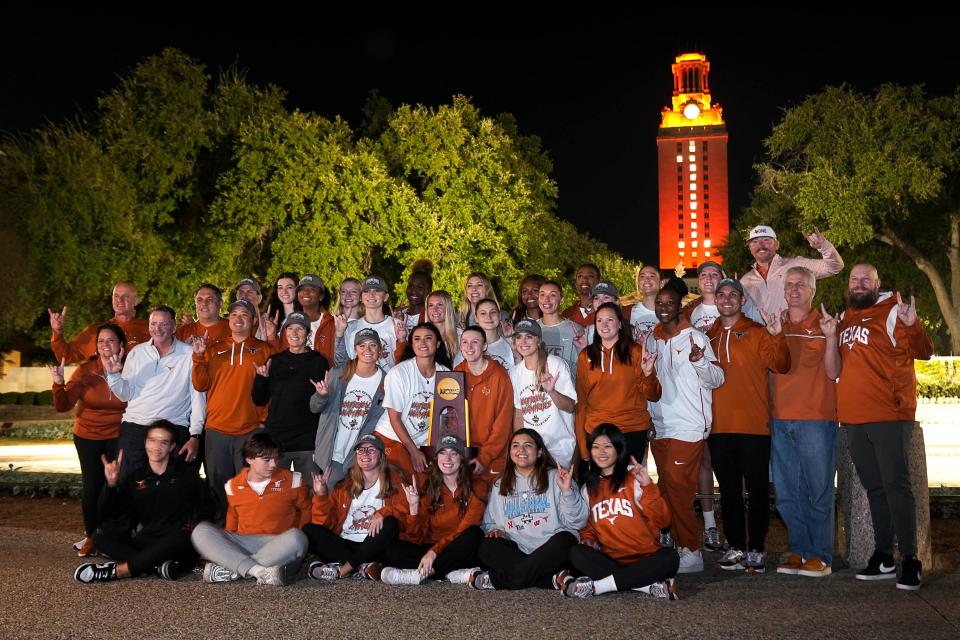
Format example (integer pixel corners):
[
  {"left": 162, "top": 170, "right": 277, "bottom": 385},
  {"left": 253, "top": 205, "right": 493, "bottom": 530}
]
[{"left": 740, "top": 225, "right": 844, "bottom": 318}]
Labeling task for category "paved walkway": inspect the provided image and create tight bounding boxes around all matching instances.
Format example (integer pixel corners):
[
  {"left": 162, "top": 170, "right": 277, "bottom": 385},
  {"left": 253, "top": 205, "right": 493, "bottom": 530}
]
[{"left": 0, "top": 526, "right": 957, "bottom": 640}]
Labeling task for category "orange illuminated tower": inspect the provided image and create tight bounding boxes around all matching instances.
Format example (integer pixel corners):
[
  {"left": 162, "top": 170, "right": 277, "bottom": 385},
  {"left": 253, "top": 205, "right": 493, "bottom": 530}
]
[{"left": 656, "top": 53, "right": 729, "bottom": 271}]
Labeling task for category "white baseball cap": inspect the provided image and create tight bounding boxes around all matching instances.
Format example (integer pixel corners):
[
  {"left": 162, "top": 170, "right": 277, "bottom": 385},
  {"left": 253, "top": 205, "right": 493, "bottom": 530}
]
[{"left": 748, "top": 225, "right": 777, "bottom": 241}]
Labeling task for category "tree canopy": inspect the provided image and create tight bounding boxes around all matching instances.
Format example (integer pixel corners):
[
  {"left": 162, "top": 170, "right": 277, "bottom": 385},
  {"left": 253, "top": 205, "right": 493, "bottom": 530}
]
[
  {"left": 722, "top": 84, "right": 960, "bottom": 353},
  {"left": 0, "top": 49, "right": 641, "bottom": 358}
]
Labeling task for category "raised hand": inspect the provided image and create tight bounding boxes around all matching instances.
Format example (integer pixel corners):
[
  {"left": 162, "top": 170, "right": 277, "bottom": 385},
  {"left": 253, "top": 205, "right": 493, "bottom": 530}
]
[
  {"left": 48, "top": 306, "right": 67, "bottom": 335},
  {"left": 539, "top": 371, "right": 557, "bottom": 394},
  {"left": 101, "top": 450, "right": 123, "bottom": 487},
  {"left": 255, "top": 358, "right": 272, "bottom": 378},
  {"left": 640, "top": 340, "right": 658, "bottom": 376},
  {"left": 311, "top": 466, "right": 332, "bottom": 497},
  {"left": 48, "top": 358, "right": 66, "bottom": 385},
  {"left": 628, "top": 455, "right": 651, "bottom": 486},
  {"left": 501, "top": 317, "right": 515, "bottom": 338},
  {"left": 103, "top": 348, "right": 124, "bottom": 374},
  {"left": 402, "top": 481, "right": 420, "bottom": 511},
  {"left": 804, "top": 226, "right": 827, "bottom": 251},
  {"left": 556, "top": 463, "right": 575, "bottom": 493},
  {"left": 819, "top": 304, "right": 838, "bottom": 338},
  {"left": 896, "top": 292, "right": 917, "bottom": 326},
  {"left": 334, "top": 314, "right": 348, "bottom": 338},
  {"left": 573, "top": 331, "right": 588, "bottom": 351},
  {"left": 179, "top": 310, "right": 195, "bottom": 328},
  {"left": 260, "top": 306, "right": 279, "bottom": 337},
  {"left": 395, "top": 317, "right": 408, "bottom": 343},
  {"left": 760, "top": 309, "right": 782, "bottom": 336},
  {"left": 192, "top": 335, "right": 207, "bottom": 356},
  {"left": 688, "top": 333, "right": 705, "bottom": 363},
  {"left": 309, "top": 370, "right": 331, "bottom": 396}
]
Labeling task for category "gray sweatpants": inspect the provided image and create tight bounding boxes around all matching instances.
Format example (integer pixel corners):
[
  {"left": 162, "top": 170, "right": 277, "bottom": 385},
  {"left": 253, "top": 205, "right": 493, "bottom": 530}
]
[{"left": 191, "top": 522, "right": 308, "bottom": 578}]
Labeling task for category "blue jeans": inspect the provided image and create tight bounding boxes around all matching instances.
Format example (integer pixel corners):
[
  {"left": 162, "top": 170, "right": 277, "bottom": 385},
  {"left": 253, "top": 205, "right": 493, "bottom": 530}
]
[{"left": 771, "top": 420, "right": 838, "bottom": 564}]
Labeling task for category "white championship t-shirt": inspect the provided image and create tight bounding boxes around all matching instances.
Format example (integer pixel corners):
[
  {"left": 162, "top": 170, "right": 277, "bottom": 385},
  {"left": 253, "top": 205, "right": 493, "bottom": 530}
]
[
  {"left": 510, "top": 354, "right": 578, "bottom": 466},
  {"left": 374, "top": 358, "right": 450, "bottom": 446},
  {"left": 331, "top": 370, "right": 384, "bottom": 464},
  {"left": 340, "top": 480, "right": 385, "bottom": 542},
  {"left": 344, "top": 316, "right": 399, "bottom": 371}
]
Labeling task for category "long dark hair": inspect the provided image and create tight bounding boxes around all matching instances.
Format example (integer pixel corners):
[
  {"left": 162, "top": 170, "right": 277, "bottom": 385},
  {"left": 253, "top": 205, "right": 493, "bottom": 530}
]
[
  {"left": 583, "top": 423, "right": 629, "bottom": 496},
  {"left": 586, "top": 302, "right": 633, "bottom": 368},
  {"left": 512, "top": 274, "right": 545, "bottom": 324},
  {"left": 499, "top": 428, "right": 556, "bottom": 496},
  {"left": 95, "top": 323, "right": 127, "bottom": 362},
  {"left": 267, "top": 272, "right": 302, "bottom": 327},
  {"left": 400, "top": 322, "right": 451, "bottom": 368},
  {"left": 425, "top": 450, "right": 473, "bottom": 515}
]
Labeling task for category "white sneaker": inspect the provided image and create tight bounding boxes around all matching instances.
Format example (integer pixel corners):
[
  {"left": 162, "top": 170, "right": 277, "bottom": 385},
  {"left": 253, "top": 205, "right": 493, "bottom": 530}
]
[
  {"left": 446, "top": 567, "right": 480, "bottom": 584},
  {"left": 255, "top": 565, "right": 285, "bottom": 586},
  {"left": 203, "top": 562, "right": 239, "bottom": 583},
  {"left": 381, "top": 567, "right": 425, "bottom": 586},
  {"left": 677, "top": 547, "right": 704, "bottom": 573}
]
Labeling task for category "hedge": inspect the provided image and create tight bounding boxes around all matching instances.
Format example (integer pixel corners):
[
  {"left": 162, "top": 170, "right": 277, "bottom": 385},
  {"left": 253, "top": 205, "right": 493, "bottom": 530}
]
[
  {"left": 0, "top": 390, "right": 54, "bottom": 405},
  {"left": 916, "top": 358, "right": 960, "bottom": 400}
]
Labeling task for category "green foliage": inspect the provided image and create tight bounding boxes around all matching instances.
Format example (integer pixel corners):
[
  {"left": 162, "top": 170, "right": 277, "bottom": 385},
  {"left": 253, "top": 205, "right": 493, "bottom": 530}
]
[
  {"left": 916, "top": 359, "right": 960, "bottom": 400},
  {"left": 0, "top": 49, "right": 639, "bottom": 355},
  {"left": 0, "top": 393, "right": 18, "bottom": 405}
]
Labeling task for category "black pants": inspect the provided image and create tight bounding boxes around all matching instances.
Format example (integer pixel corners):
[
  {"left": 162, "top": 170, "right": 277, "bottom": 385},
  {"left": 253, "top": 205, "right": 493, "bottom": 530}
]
[
  {"left": 303, "top": 516, "right": 400, "bottom": 567},
  {"left": 709, "top": 433, "right": 770, "bottom": 552},
  {"left": 93, "top": 527, "right": 197, "bottom": 577},
  {"left": 380, "top": 526, "right": 483, "bottom": 577},
  {"left": 117, "top": 421, "right": 190, "bottom": 481},
  {"left": 73, "top": 435, "right": 116, "bottom": 536},
  {"left": 569, "top": 545, "right": 678, "bottom": 590},
  {"left": 478, "top": 531, "right": 577, "bottom": 589},
  {"left": 624, "top": 430, "right": 649, "bottom": 465}
]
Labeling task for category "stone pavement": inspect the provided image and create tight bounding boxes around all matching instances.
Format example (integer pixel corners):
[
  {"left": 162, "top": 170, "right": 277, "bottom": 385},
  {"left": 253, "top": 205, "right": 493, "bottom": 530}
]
[{"left": 1, "top": 526, "right": 957, "bottom": 640}]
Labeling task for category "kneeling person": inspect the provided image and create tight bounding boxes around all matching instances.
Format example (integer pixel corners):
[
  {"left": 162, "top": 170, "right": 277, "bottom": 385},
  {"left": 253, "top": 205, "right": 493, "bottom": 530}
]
[
  {"left": 75, "top": 421, "right": 205, "bottom": 583},
  {"left": 191, "top": 433, "right": 310, "bottom": 586}
]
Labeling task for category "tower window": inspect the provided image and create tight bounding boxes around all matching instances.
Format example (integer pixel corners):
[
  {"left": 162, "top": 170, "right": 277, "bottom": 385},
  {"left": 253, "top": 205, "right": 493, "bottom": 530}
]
[
  {"left": 676, "top": 155, "right": 683, "bottom": 163},
  {"left": 703, "top": 142, "right": 709, "bottom": 151},
  {"left": 688, "top": 141, "right": 696, "bottom": 152},
  {"left": 677, "top": 143, "right": 683, "bottom": 153},
  {"left": 689, "top": 164, "right": 697, "bottom": 172}
]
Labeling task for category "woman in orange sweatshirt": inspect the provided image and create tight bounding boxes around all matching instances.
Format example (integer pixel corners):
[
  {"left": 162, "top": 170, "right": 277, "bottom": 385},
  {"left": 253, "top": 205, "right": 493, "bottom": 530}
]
[
  {"left": 561, "top": 424, "right": 679, "bottom": 600},
  {"left": 574, "top": 303, "right": 661, "bottom": 465},
  {"left": 375, "top": 435, "right": 486, "bottom": 585},
  {"left": 51, "top": 323, "right": 128, "bottom": 557}
]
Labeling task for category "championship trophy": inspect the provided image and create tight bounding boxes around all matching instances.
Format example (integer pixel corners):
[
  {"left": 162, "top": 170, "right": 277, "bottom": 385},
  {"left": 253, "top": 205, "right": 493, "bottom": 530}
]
[{"left": 422, "top": 371, "right": 477, "bottom": 458}]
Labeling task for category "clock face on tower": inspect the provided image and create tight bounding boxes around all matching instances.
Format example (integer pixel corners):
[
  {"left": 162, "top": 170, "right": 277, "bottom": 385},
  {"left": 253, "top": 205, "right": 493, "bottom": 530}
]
[{"left": 683, "top": 102, "right": 701, "bottom": 120}]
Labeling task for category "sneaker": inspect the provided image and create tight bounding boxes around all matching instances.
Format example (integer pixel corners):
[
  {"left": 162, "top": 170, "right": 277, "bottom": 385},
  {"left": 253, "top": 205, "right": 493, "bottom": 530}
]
[
  {"left": 797, "top": 557, "right": 831, "bottom": 578},
  {"left": 718, "top": 548, "right": 745, "bottom": 571},
  {"left": 703, "top": 527, "right": 725, "bottom": 552},
  {"left": 157, "top": 560, "right": 183, "bottom": 581},
  {"left": 446, "top": 567, "right": 480, "bottom": 584},
  {"left": 381, "top": 567, "right": 424, "bottom": 586},
  {"left": 76, "top": 537, "right": 97, "bottom": 558},
  {"left": 74, "top": 562, "right": 117, "bottom": 584},
  {"left": 745, "top": 550, "right": 765, "bottom": 574},
  {"left": 659, "top": 530, "right": 674, "bottom": 548},
  {"left": 203, "top": 562, "right": 239, "bottom": 583},
  {"left": 551, "top": 569, "right": 573, "bottom": 591},
  {"left": 896, "top": 557, "right": 922, "bottom": 591},
  {"left": 468, "top": 570, "right": 494, "bottom": 590},
  {"left": 644, "top": 579, "right": 680, "bottom": 601},
  {"left": 776, "top": 553, "right": 804, "bottom": 575},
  {"left": 355, "top": 562, "right": 383, "bottom": 581},
  {"left": 677, "top": 547, "right": 704, "bottom": 573},
  {"left": 563, "top": 576, "right": 595, "bottom": 598},
  {"left": 72, "top": 537, "right": 88, "bottom": 551},
  {"left": 308, "top": 561, "right": 342, "bottom": 581},
  {"left": 254, "top": 565, "right": 285, "bottom": 586},
  {"left": 856, "top": 550, "right": 896, "bottom": 581}
]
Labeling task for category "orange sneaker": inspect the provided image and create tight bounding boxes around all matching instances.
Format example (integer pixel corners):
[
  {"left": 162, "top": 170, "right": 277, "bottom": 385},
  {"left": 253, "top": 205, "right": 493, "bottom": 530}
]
[
  {"left": 798, "top": 558, "right": 832, "bottom": 577},
  {"left": 76, "top": 537, "right": 97, "bottom": 558},
  {"left": 776, "top": 553, "right": 803, "bottom": 575}
]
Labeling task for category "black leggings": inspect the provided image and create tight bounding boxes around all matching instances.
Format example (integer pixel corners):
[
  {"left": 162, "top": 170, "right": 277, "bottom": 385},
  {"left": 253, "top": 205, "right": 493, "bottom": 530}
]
[
  {"left": 709, "top": 433, "right": 771, "bottom": 552},
  {"left": 380, "top": 526, "right": 483, "bottom": 577},
  {"left": 93, "top": 527, "right": 197, "bottom": 577},
  {"left": 73, "top": 435, "right": 116, "bottom": 536},
  {"left": 478, "top": 531, "right": 577, "bottom": 589},
  {"left": 569, "top": 544, "right": 678, "bottom": 590},
  {"left": 303, "top": 516, "right": 400, "bottom": 567}
]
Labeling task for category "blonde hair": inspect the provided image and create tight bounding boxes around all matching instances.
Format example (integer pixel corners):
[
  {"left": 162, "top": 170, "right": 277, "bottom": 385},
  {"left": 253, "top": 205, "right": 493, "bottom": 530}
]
[
  {"left": 340, "top": 340, "right": 383, "bottom": 384},
  {"left": 347, "top": 452, "right": 397, "bottom": 500},
  {"left": 459, "top": 272, "right": 499, "bottom": 325},
  {"left": 428, "top": 290, "right": 460, "bottom": 358}
]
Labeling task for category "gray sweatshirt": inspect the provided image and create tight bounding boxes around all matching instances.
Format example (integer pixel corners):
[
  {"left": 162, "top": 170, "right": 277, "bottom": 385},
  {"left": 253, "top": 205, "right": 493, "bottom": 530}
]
[{"left": 482, "top": 468, "right": 588, "bottom": 554}]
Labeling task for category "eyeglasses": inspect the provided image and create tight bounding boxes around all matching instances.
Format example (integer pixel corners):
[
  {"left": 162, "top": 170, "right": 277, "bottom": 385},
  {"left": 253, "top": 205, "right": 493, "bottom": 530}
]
[{"left": 355, "top": 447, "right": 378, "bottom": 456}]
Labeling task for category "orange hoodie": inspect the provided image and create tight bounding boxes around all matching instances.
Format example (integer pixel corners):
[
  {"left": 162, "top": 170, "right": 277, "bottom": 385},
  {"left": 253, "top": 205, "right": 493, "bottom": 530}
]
[
  {"left": 454, "top": 358, "right": 514, "bottom": 474},
  {"left": 580, "top": 476, "right": 671, "bottom": 564},
  {"left": 53, "top": 357, "right": 126, "bottom": 440},
  {"left": 224, "top": 467, "right": 311, "bottom": 535},
  {"left": 574, "top": 342, "right": 662, "bottom": 459},
  {"left": 404, "top": 479, "right": 486, "bottom": 554},
  {"left": 52, "top": 317, "right": 150, "bottom": 365},
  {"left": 192, "top": 336, "right": 273, "bottom": 435},
  {"left": 707, "top": 316, "right": 790, "bottom": 436}
]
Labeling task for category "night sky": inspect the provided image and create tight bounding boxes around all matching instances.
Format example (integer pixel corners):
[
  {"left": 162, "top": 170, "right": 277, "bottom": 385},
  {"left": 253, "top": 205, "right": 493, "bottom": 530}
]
[{"left": 2, "top": 11, "right": 954, "bottom": 266}]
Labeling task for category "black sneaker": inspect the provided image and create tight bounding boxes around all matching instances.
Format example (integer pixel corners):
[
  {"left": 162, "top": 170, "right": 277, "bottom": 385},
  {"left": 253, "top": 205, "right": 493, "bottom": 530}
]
[
  {"left": 856, "top": 550, "right": 897, "bottom": 581},
  {"left": 74, "top": 562, "right": 118, "bottom": 584},
  {"left": 157, "top": 560, "right": 182, "bottom": 581},
  {"left": 896, "top": 556, "right": 922, "bottom": 591}
]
